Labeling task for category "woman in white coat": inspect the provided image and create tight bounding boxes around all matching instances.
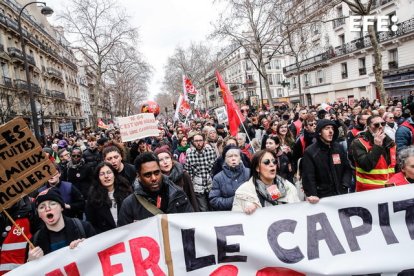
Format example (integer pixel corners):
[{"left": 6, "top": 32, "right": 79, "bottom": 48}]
[{"left": 232, "top": 149, "right": 300, "bottom": 214}]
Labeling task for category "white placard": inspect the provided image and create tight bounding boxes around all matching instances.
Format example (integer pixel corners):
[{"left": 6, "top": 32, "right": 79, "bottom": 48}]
[{"left": 117, "top": 113, "right": 159, "bottom": 142}]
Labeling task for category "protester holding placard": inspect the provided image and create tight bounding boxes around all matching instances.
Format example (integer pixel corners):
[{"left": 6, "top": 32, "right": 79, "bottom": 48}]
[
  {"left": 232, "top": 150, "right": 300, "bottom": 214},
  {"left": 0, "top": 197, "right": 37, "bottom": 275},
  {"left": 117, "top": 152, "right": 193, "bottom": 226},
  {"left": 86, "top": 162, "right": 132, "bottom": 234},
  {"left": 28, "top": 188, "right": 95, "bottom": 261}
]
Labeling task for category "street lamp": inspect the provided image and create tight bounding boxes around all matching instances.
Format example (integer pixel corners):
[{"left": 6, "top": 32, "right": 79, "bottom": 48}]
[{"left": 18, "top": 2, "right": 53, "bottom": 142}]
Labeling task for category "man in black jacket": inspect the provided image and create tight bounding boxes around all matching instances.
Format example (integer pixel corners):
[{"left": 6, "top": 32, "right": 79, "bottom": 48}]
[
  {"left": 302, "top": 119, "right": 351, "bottom": 203},
  {"left": 118, "top": 152, "right": 193, "bottom": 226}
]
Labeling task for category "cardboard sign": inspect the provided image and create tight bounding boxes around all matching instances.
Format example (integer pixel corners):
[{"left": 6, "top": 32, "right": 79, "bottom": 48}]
[
  {"left": 59, "top": 122, "right": 73, "bottom": 133},
  {"left": 0, "top": 117, "right": 56, "bottom": 210},
  {"left": 214, "top": 106, "right": 228, "bottom": 124},
  {"left": 118, "top": 113, "right": 159, "bottom": 142},
  {"left": 9, "top": 185, "right": 414, "bottom": 275}
]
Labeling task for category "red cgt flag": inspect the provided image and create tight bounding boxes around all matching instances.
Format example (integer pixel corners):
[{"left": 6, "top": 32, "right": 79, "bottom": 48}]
[{"left": 215, "top": 70, "right": 245, "bottom": 136}]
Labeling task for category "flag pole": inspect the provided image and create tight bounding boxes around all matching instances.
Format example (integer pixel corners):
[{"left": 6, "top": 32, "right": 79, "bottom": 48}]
[{"left": 235, "top": 110, "right": 255, "bottom": 153}]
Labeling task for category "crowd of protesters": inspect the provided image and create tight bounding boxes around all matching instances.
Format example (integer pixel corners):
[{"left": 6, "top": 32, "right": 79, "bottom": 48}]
[{"left": 1, "top": 92, "right": 414, "bottom": 273}]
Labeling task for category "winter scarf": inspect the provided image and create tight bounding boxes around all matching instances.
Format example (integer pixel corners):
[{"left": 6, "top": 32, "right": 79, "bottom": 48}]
[{"left": 255, "top": 177, "right": 287, "bottom": 205}]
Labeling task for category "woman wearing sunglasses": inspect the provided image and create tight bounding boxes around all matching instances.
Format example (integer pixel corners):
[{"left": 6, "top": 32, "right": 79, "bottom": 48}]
[
  {"left": 232, "top": 149, "right": 300, "bottom": 215},
  {"left": 86, "top": 162, "right": 132, "bottom": 234}
]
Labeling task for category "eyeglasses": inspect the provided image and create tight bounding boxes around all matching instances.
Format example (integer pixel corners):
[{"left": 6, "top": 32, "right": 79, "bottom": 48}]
[
  {"left": 193, "top": 139, "right": 204, "bottom": 143},
  {"left": 262, "top": 159, "right": 277, "bottom": 166},
  {"left": 388, "top": 117, "right": 394, "bottom": 119},
  {"left": 307, "top": 122, "right": 316, "bottom": 127},
  {"left": 142, "top": 170, "right": 161, "bottom": 178},
  {"left": 37, "top": 201, "right": 60, "bottom": 212},
  {"left": 71, "top": 154, "right": 81, "bottom": 158},
  {"left": 99, "top": 170, "right": 114, "bottom": 177},
  {"left": 373, "top": 122, "right": 386, "bottom": 128},
  {"left": 241, "top": 109, "right": 249, "bottom": 113}
]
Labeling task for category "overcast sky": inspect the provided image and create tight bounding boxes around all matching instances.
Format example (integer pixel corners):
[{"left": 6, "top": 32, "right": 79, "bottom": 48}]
[{"left": 45, "top": 0, "right": 222, "bottom": 100}]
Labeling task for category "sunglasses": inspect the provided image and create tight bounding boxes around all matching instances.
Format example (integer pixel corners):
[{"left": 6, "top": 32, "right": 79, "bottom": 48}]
[
  {"left": 142, "top": 170, "right": 161, "bottom": 178},
  {"left": 262, "top": 159, "right": 277, "bottom": 166},
  {"left": 71, "top": 154, "right": 81, "bottom": 158},
  {"left": 307, "top": 122, "right": 316, "bottom": 127},
  {"left": 373, "top": 122, "right": 386, "bottom": 128},
  {"left": 241, "top": 109, "right": 249, "bottom": 113}
]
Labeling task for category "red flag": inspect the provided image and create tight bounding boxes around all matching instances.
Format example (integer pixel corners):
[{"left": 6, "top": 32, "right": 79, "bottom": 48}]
[{"left": 215, "top": 70, "right": 244, "bottom": 136}]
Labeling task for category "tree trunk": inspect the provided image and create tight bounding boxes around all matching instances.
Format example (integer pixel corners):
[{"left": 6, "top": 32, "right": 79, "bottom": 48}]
[
  {"left": 368, "top": 26, "right": 386, "bottom": 105},
  {"left": 259, "top": 62, "right": 274, "bottom": 107}
]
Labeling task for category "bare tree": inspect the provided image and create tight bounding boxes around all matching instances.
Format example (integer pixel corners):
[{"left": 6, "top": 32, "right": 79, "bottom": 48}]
[
  {"left": 212, "top": 0, "right": 287, "bottom": 107},
  {"left": 341, "top": 0, "right": 386, "bottom": 104},
  {"left": 162, "top": 42, "right": 215, "bottom": 106},
  {"left": 59, "top": 0, "right": 139, "bottom": 125},
  {"left": 106, "top": 45, "right": 152, "bottom": 117}
]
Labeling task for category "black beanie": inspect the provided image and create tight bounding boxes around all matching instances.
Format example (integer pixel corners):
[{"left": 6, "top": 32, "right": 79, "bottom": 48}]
[{"left": 35, "top": 188, "right": 65, "bottom": 208}]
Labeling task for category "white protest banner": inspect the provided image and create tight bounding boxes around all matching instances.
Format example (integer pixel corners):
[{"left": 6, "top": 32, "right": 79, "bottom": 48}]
[
  {"left": 118, "top": 113, "right": 159, "bottom": 142},
  {"left": 9, "top": 185, "right": 414, "bottom": 275},
  {"left": 214, "top": 106, "right": 228, "bottom": 124}
]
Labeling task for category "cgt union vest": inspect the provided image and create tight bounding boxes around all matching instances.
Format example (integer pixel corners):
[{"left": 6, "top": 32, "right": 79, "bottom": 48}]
[
  {"left": 0, "top": 218, "right": 32, "bottom": 275},
  {"left": 355, "top": 138, "right": 396, "bottom": 192}
]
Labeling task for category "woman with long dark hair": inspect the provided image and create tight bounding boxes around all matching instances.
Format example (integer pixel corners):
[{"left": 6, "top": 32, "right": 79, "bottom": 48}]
[
  {"left": 86, "top": 162, "right": 132, "bottom": 233},
  {"left": 232, "top": 149, "right": 299, "bottom": 214}
]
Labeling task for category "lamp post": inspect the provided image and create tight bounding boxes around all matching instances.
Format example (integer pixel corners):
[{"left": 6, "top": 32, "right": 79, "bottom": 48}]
[{"left": 18, "top": 2, "right": 53, "bottom": 142}]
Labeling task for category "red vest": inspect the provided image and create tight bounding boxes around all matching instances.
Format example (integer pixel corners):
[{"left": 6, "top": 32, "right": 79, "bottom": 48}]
[
  {"left": 299, "top": 135, "right": 306, "bottom": 154},
  {"left": 293, "top": 120, "right": 302, "bottom": 138},
  {"left": 387, "top": 172, "right": 410, "bottom": 186},
  {"left": 355, "top": 138, "right": 396, "bottom": 192},
  {"left": 0, "top": 218, "right": 32, "bottom": 275},
  {"left": 350, "top": 128, "right": 363, "bottom": 137}
]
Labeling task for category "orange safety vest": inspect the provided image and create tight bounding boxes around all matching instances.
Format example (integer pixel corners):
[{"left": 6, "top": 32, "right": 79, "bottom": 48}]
[
  {"left": 292, "top": 120, "right": 302, "bottom": 138},
  {"left": 355, "top": 138, "right": 396, "bottom": 192},
  {"left": 350, "top": 128, "right": 362, "bottom": 137},
  {"left": 0, "top": 218, "right": 31, "bottom": 275},
  {"left": 387, "top": 172, "right": 410, "bottom": 186}
]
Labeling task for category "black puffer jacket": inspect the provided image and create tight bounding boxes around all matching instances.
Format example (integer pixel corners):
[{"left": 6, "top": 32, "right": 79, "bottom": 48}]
[
  {"left": 82, "top": 148, "right": 101, "bottom": 169},
  {"left": 302, "top": 119, "right": 352, "bottom": 198},
  {"left": 117, "top": 176, "right": 194, "bottom": 226}
]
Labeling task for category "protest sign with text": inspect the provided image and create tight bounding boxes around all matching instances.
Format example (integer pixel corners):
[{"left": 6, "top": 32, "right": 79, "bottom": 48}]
[
  {"left": 118, "top": 113, "right": 159, "bottom": 142},
  {"left": 0, "top": 117, "right": 56, "bottom": 210},
  {"left": 8, "top": 185, "right": 414, "bottom": 275}
]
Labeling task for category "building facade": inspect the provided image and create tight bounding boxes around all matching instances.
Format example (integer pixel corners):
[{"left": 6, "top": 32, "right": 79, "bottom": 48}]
[
  {"left": 0, "top": 0, "right": 82, "bottom": 136},
  {"left": 201, "top": 45, "right": 288, "bottom": 110},
  {"left": 283, "top": 0, "right": 414, "bottom": 106}
]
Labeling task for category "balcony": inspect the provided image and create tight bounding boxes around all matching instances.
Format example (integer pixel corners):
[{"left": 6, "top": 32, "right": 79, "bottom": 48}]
[
  {"left": 46, "top": 89, "right": 65, "bottom": 100},
  {"left": 2, "top": 77, "right": 13, "bottom": 88},
  {"left": 245, "top": 79, "right": 256, "bottom": 87},
  {"left": 14, "top": 79, "right": 40, "bottom": 94},
  {"left": 388, "top": 61, "right": 398, "bottom": 69},
  {"left": 372, "top": 0, "right": 394, "bottom": 9},
  {"left": 8, "top": 47, "right": 23, "bottom": 61},
  {"left": 62, "top": 56, "right": 77, "bottom": 71},
  {"left": 333, "top": 18, "right": 345, "bottom": 29},
  {"left": 47, "top": 67, "right": 63, "bottom": 80},
  {"left": 283, "top": 18, "right": 414, "bottom": 76},
  {"left": 359, "top": 68, "right": 367, "bottom": 75}
]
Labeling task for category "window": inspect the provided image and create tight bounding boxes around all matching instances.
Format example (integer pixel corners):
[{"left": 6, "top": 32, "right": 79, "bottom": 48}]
[
  {"left": 388, "top": 49, "right": 398, "bottom": 69},
  {"left": 277, "top": 88, "right": 283, "bottom": 98},
  {"left": 275, "top": 74, "right": 282, "bottom": 84},
  {"left": 359, "top": 58, "right": 366, "bottom": 75},
  {"left": 341, "top": 63, "right": 348, "bottom": 79},
  {"left": 267, "top": 74, "right": 273, "bottom": 85},
  {"left": 292, "top": 77, "right": 297, "bottom": 88},
  {"left": 317, "top": 70, "right": 324, "bottom": 83},
  {"left": 303, "top": 74, "right": 310, "bottom": 86},
  {"left": 339, "top": 34, "right": 345, "bottom": 45}
]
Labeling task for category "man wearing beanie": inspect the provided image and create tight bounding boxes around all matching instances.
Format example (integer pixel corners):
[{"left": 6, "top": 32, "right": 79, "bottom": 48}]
[
  {"left": 28, "top": 188, "right": 95, "bottom": 261},
  {"left": 302, "top": 119, "right": 351, "bottom": 203}
]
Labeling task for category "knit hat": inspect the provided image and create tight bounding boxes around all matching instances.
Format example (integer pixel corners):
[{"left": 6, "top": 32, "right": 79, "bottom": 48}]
[
  {"left": 35, "top": 188, "right": 65, "bottom": 208},
  {"left": 42, "top": 147, "right": 53, "bottom": 156},
  {"left": 154, "top": 145, "right": 172, "bottom": 157}
]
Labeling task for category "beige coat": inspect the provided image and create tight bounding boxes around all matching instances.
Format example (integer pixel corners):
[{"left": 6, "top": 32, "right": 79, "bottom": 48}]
[{"left": 232, "top": 176, "right": 300, "bottom": 212}]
